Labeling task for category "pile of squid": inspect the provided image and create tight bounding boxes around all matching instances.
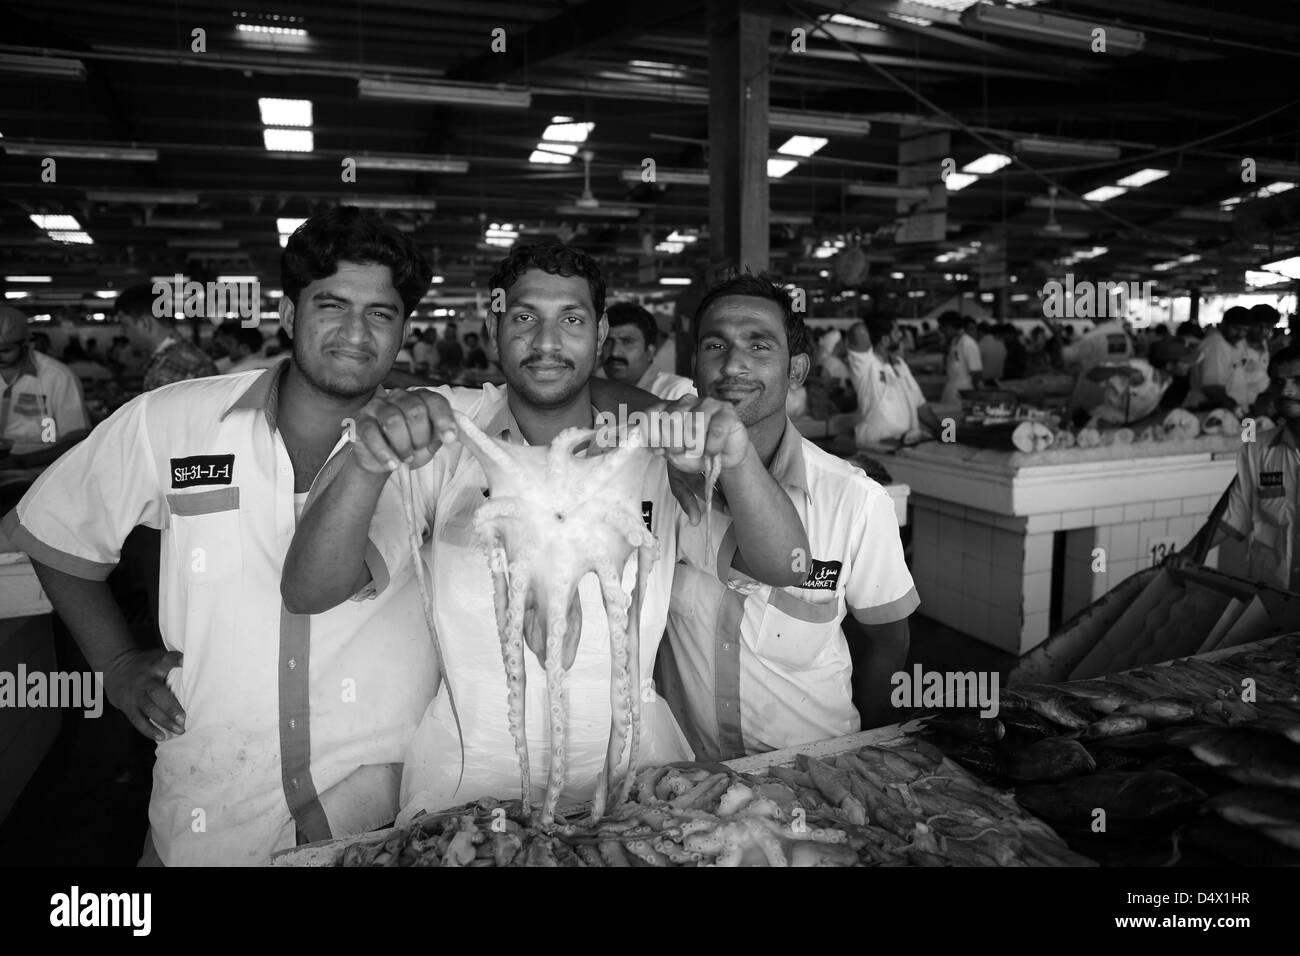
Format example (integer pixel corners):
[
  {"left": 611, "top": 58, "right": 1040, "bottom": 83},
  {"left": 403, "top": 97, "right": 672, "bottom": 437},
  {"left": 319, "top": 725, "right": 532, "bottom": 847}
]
[{"left": 339, "top": 739, "right": 1090, "bottom": 867}]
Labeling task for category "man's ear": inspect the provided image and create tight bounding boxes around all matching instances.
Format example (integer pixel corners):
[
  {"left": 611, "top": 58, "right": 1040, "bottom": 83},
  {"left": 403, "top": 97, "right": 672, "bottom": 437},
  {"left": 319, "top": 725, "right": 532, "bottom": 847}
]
[
  {"left": 279, "top": 296, "right": 295, "bottom": 339},
  {"left": 789, "top": 352, "right": 811, "bottom": 388},
  {"left": 596, "top": 311, "right": 608, "bottom": 354},
  {"left": 484, "top": 312, "right": 498, "bottom": 352}
]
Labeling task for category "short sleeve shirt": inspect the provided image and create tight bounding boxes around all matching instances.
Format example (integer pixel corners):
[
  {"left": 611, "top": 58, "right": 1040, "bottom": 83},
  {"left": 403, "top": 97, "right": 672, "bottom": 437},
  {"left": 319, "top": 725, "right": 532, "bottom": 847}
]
[
  {"left": 845, "top": 348, "right": 925, "bottom": 445},
  {"left": 941, "top": 333, "right": 983, "bottom": 404},
  {"left": 1221, "top": 426, "right": 1300, "bottom": 591},
  {"left": 143, "top": 335, "right": 219, "bottom": 391},
  {"left": 638, "top": 368, "right": 697, "bottom": 402},
  {"left": 659, "top": 420, "right": 919, "bottom": 761},
  {"left": 1, "top": 351, "right": 89, "bottom": 454}
]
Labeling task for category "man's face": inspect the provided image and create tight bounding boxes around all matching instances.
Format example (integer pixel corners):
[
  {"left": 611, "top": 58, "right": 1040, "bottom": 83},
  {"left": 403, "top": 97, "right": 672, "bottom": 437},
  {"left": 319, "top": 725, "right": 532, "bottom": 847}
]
[
  {"left": 603, "top": 323, "right": 653, "bottom": 384},
  {"left": 282, "top": 260, "right": 407, "bottom": 400},
  {"left": 120, "top": 313, "right": 153, "bottom": 349},
  {"left": 695, "top": 295, "right": 807, "bottom": 427},
  {"left": 0, "top": 335, "right": 24, "bottom": 371},
  {"left": 1269, "top": 359, "right": 1300, "bottom": 420},
  {"left": 1221, "top": 322, "right": 1246, "bottom": 345},
  {"left": 487, "top": 269, "right": 605, "bottom": 410}
]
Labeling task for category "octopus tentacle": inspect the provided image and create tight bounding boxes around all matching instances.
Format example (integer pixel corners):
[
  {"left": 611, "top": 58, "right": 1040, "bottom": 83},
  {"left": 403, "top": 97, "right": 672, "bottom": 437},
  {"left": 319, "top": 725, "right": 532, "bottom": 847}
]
[
  {"left": 504, "top": 556, "right": 532, "bottom": 813},
  {"left": 452, "top": 411, "right": 514, "bottom": 475},
  {"left": 541, "top": 584, "right": 571, "bottom": 825},
  {"left": 617, "top": 542, "right": 657, "bottom": 806},
  {"left": 595, "top": 560, "right": 633, "bottom": 814}
]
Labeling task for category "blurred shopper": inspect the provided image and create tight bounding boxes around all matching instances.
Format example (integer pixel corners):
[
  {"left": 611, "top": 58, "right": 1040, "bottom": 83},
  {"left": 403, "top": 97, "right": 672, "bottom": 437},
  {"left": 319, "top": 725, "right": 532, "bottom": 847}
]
[
  {"left": 62, "top": 339, "right": 112, "bottom": 382},
  {"left": 1058, "top": 314, "right": 1133, "bottom": 418},
  {"left": 938, "top": 310, "right": 983, "bottom": 404},
  {"left": 815, "top": 329, "right": 851, "bottom": 384},
  {"left": 977, "top": 321, "right": 1007, "bottom": 382},
  {"left": 411, "top": 326, "right": 438, "bottom": 374},
  {"left": 1229, "top": 307, "right": 1273, "bottom": 414},
  {"left": 215, "top": 322, "right": 277, "bottom": 376},
  {"left": 999, "top": 322, "right": 1027, "bottom": 381},
  {"left": 846, "top": 315, "right": 940, "bottom": 446},
  {"left": 115, "top": 284, "right": 218, "bottom": 391},
  {"left": 463, "top": 331, "right": 488, "bottom": 370},
  {"left": 29, "top": 331, "right": 51, "bottom": 355},
  {"left": 0, "top": 307, "right": 91, "bottom": 466},
  {"left": 435, "top": 321, "right": 464, "bottom": 376},
  {"left": 1185, "top": 307, "right": 1249, "bottom": 411},
  {"left": 602, "top": 301, "right": 695, "bottom": 401}
]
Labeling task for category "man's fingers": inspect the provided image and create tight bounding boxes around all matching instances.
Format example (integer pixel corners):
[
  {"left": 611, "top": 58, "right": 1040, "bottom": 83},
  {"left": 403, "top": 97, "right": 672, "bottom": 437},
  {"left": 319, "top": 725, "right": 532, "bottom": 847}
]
[
  {"left": 391, "top": 394, "right": 434, "bottom": 456},
  {"left": 125, "top": 709, "right": 165, "bottom": 742},
  {"left": 419, "top": 392, "right": 460, "bottom": 445},
  {"left": 145, "top": 683, "right": 186, "bottom": 732},
  {"left": 374, "top": 403, "right": 417, "bottom": 461},
  {"left": 356, "top": 416, "right": 404, "bottom": 471}
]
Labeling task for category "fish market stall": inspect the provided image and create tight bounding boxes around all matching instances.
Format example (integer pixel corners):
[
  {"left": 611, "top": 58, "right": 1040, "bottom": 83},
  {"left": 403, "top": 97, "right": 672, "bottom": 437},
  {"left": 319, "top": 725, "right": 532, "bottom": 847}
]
[
  {"left": 888, "top": 431, "right": 1239, "bottom": 654},
  {"left": 271, "top": 635, "right": 1300, "bottom": 867}
]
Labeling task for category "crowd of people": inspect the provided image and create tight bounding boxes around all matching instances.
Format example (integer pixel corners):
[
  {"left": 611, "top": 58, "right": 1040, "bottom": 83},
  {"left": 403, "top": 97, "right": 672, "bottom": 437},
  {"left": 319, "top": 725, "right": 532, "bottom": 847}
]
[{"left": 801, "top": 305, "right": 1293, "bottom": 447}]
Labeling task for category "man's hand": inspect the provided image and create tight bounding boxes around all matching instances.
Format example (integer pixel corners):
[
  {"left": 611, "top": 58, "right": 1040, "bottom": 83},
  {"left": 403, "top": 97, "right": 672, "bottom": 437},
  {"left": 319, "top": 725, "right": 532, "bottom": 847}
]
[
  {"left": 350, "top": 389, "right": 459, "bottom": 474},
  {"left": 104, "top": 648, "right": 186, "bottom": 741},
  {"left": 645, "top": 396, "right": 751, "bottom": 474}
]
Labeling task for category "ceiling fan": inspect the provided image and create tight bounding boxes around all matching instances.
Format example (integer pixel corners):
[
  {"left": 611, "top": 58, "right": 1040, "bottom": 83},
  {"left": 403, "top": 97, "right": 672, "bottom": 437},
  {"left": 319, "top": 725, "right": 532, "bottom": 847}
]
[
  {"left": 555, "top": 150, "right": 641, "bottom": 219},
  {"left": 1034, "top": 186, "right": 1088, "bottom": 240}
]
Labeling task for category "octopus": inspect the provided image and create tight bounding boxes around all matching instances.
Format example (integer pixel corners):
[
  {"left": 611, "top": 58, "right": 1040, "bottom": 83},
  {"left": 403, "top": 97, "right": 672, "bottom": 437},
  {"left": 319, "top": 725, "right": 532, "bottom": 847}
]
[{"left": 446, "top": 410, "right": 722, "bottom": 825}]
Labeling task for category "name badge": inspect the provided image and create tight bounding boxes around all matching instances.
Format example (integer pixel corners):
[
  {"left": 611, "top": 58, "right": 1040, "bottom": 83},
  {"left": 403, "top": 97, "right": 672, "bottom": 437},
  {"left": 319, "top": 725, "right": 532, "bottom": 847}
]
[
  {"left": 1259, "top": 470, "right": 1285, "bottom": 498},
  {"left": 800, "top": 559, "right": 842, "bottom": 591},
  {"left": 641, "top": 501, "right": 653, "bottom": 532},
  {"left": 171, "top": 454, "right": 235, "bottom": 488}
]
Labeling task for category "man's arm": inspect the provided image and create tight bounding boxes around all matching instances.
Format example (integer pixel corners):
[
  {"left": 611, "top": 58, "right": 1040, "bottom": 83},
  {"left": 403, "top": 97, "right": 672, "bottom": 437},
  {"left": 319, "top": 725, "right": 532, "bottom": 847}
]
[
  {"left": 9, "top": 429, "right": 91, "bottom": 468},
  {"left": 844, "top": 615, "right": 910, "bottom": 729},
  {"left": 31, "top": 561, "right": 184, "bottom": 739},
  {"left": 281, "top": 389, "right": 458, "bottom": 614}
]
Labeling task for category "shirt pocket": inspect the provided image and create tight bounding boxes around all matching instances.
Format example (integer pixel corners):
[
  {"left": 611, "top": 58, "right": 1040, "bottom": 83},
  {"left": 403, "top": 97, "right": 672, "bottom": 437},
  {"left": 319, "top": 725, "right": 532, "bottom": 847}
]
[
  {"left": 166, "top": 487, "right": 243, "bottom": 583},
  {"left": 750, "top": 587, "right": 842, "bottom": 671}
]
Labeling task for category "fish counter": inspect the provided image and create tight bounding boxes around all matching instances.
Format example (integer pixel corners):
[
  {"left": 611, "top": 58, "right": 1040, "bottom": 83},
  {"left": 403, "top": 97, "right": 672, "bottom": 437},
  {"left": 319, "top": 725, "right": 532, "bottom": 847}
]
[{"left": 270, "top": 635, "right": 1300, "bottom": 867}]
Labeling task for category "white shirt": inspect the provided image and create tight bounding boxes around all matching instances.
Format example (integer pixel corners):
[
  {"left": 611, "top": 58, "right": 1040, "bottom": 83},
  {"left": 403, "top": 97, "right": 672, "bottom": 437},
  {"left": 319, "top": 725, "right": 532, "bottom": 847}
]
[
  {"left": 357, "top": 384, "right": 692, "bottom": 818},
  {"left": 1221, "top": 426, "right": 1300, "bottom": 591},
  {"left": 1227, "top": 343, "right": 1269, "bottom": 411},
  {"left": 941, "top": 333, "right": 983, "bottom": 405},
  {"left": 1062, "top": 320, "right": 1132, "bottom": 411},
  {"left": 1184, "top": 330, "right": 1241, "bottom": 409},
  {"left": 1, "top": 361, "right": 439, "bottom": 865},
  {"left": 659, "top": 420, "right": 919, "bottom": 761},
  {"left": 1, "top": 351, "right": 90, "bottom": 454},
  {"left": 846, "top": 348, "right": 925, "bottom": 445},
  {"left": 636, "top": 367, "right": 697, "bottom": 402}
]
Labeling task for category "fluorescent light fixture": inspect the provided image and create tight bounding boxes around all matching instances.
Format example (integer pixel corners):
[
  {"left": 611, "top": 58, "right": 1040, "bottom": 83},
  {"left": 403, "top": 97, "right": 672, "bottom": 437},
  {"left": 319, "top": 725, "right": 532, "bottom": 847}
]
[
  {"left": 769, "top": 108, "right": 871, "bottom": 137},
  {"left": 86, "top": 188, "right": 200, "bottom": 204},
  {"left": 1116, "top": 168, "right": 1168, "bottom": 188},
  {"left": 279, "top": 236, "right": 289, "bottom": 248},
  {"left": 529, "top": 148, "right": 574, "bottom": 165},
  {"left": 540, "top": 118, "right": 594, "bottom": 143},
  {"left": 666, "top": 230, "right": 698, "bottom": 243},
  {"left": 258, "top": 97, "right": 312, "bottom": 127},
  {"left": 3, "top": 141, "right": 157, "bottom": 162},
  {"left": 627, "top": 59, "right": 689, "bottom": 80},
  {"left": 0, "top": 52, "right": 87, "bottom": 80},
  {"left": 1083, "top": 185, "right": 1128, "bottom": 202},
  {"left": 770, "top": 212, "right": 813, "bottom": 225},
  {"left": 5, "top": 275, "right": 51, "bottom": 282},
  {"left": 1176, "top": 254, "right": 1201, "bottom": 264},
  {"left": 1262, "top": 256, "right": 1300, "bottom": 280},
  {"left": 1014, "top": 136, "right": 1121, "bottom": 160},
  {"left": 659, "top": 277, "right": 691, "bottom": 285},
  {"left": 1259, "top": 181, "right": 1297, "bottom": 197},
  {"left": 431, "top": 276, "right": 445, "bottom": 284},
  {"left": 554, "top": 204, "right": 640, "bottom": 219},
  {"left": 846, "top": 182, "right": 930, "bottom": 201},
  {"left": 1151, "top": 261, "right": 1177, "bottom": 272},
  {"left": 621, "top": 167, "right": 710, "bottom": 186},
  {"left": 4, "top": 291, "right": 29, "bottom": 299},
  {"left": 30, "top": 214, "right": 82, "bottom": 231},
  {"left": 656, "top": 241, "right": 685, "bottom": 254},
  {"left": 142, "top": 216, "right": 223, "bottom": 230},
  {"left": 767, "top": 158, "right": 799, "bottom": 178},
  {"left": 961, "top": 3, "right": 1145, "bottom": 54},
  {"left": 945, "top": 172, "right": 978, "bottom": 191},
  {"left": 352, "top": 153, "right": 469, "bottom": 173},
  {"left": 263, "top": 128, "right": 313, "bottom": 152},
  {"left": 217, "top": 275, "right": 259, "bottom": 283},
  {"left": 962, "top": 153, "right": 1011, "bottom": 175},
  {"left": 237, "top": 23, "right": 307, "bottom": 36},
  {"left": 1254, "top": 161, "right": 1300, "bottom": 180},
  {"left": 94, "top": 290, "right": 118, "bottom": 298},
  {"left": 1246, "top": 270, "right": 1290, "bottom": 288},
  {"left": 49, "top": 231, "right": 93, "bottom": 244},
  {"left": 890, "top": 271, "right": 905, "bottom": 280},
  {"left": 358, "top": 76, "right": 531, "bottom": 109},
  {"left": 277, "top": 218, "right": 307, "bottom": 234},
  {"left": 777, "top": 135, "right": 828, "bottom": 158},
  {"left": 348, "top": 196, "right": 438, "bottom": 211}
]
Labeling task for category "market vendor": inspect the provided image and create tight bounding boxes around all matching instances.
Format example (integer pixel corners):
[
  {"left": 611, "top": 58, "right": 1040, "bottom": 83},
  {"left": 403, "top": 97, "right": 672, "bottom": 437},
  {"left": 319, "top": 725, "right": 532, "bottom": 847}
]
[
  {"left": 938, "top": 310, "right": 982, "bottom": 404},
  {"left": 845, "top": 314, "right": 942, "bottom": 446},
  {"left": 601, "top": 300, "right": 695, "bottom": 401},
  {"left": 0, "top": 306, "right": 91, "bottom": 467},
  {"left": 1084, "top": 358, "right": 1167, "bottom": 425},
  {"left": 1206, "top": 344, "right": 1300, "bottom": 591},
  {"left": 657, "top": 274, "right": 919, "bottom": 761},
  {"left": 1, "top": 207, "right": 450, "bottom": 865},
  {"left": 1056, "top": 315, "right": 1133, "bottom": 419},
  {"left": 1184, "top": 307, "right": 1248, "bottom": 411},
  {"left": 279, "top": 241, "right": 810, "bottom": 819}
]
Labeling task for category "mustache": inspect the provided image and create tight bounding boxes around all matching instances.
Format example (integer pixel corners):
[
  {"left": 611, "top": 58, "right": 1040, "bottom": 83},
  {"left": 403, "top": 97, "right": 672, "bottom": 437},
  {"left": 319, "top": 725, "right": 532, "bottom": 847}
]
[
  {"left": 712, "top": 378, "right": 761, "bottom": 392},
  {"left": 521, "top": 354, "right": 575, "bottom": 369}
]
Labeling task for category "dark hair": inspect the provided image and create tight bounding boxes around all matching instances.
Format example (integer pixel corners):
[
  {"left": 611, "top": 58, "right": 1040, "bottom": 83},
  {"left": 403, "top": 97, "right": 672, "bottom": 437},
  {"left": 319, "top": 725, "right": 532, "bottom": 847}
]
[
  {"left": 605, "top": 301, "right": 659, "bottom": 349},
  {"left": 1222, "top": 306, "right": 1252, "bottom": 327},
  {"left": 937, "top": 311, "right": 964, "bottom": 330},
  {"left": 280, "top": 205, "right": 432, "bottom": 317},
  {"left": 1270, "top": 343, "right": 1300, "bottom": 371},
  {"left": 464, "top": 331, "right": 479, "bottom": 344},
  {"left": 487, "top": 239, "right": 606, "bottom": 319},
  {"left": 693, "top": 272, "right": 811, "bottom": 359},
  {"left": 115, "top": 283, "right": 162, "bottom": 321},
  {"left": 1154, "top": 324, "right": 1169, "bottom": 336},
  {"left": 217, "top": 321, "right": 265, "bottom": 354},
  {"left": 1250, "top": 303, "right": 1281, "bottom": 326},
  {"left": 864, "top": 314, "right": 896, "bottom": 343}
]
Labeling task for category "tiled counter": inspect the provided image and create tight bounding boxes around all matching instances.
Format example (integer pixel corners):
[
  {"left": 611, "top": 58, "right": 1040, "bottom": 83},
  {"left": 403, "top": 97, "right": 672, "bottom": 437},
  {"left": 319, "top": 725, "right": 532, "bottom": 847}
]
[{"left": 889, "top": 442, "right": 1238, "bottom": 655}]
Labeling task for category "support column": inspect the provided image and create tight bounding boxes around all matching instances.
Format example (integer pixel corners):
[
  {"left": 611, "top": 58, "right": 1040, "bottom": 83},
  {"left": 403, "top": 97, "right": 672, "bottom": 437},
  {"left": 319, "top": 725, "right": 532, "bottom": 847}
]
[{"left": 707, "top": 0, "right": 770, "bottom": 277}]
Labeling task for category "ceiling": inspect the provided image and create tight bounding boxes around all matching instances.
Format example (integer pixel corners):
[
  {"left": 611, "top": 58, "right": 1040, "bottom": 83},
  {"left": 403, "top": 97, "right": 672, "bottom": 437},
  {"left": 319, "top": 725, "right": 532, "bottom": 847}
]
[{"left": 2, "top": 0, "right": 1299, "bottom": 317}]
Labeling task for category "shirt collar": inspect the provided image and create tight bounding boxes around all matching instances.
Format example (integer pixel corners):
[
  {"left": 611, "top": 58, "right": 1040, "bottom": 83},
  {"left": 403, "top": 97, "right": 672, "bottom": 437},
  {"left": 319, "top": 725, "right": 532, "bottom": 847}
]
[
  {"left": 768, "top": 417, "right": 810, "bottom": 500},
  {"left": 635, "top": 366, "right": 658, "bottom": 390},
  {"left": 481, "top": 389, "right": 600, "bottom": 448},
  {"left": 9, "top": 348, "right": 39, "bottom": 379},
  {"left": 1268, "top": 425, "right": 1298, "bottom": 451},
  {"left": 218, "top": 357, "right": 293, "bottom": 429}
]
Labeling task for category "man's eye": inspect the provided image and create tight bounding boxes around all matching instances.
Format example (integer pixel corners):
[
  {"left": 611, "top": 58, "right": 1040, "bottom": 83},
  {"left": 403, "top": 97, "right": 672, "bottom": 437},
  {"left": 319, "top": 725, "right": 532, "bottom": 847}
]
[
  {"left": 514, "top": 313, "right": 535, "bottom": 322},
  {"left": 563, "top": 315, "right": 583, "bottom": 324}
]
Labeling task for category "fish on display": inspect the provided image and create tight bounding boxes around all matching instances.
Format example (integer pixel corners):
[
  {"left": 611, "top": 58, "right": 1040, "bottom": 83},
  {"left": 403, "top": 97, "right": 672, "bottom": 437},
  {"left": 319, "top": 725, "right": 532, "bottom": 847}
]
[
  {"left": 922, "top": 712, "right": 1005, "bottom": 743},
  {"left": 1057, "top": 680, "right": 1146, "bottom": 714},
  {"left": 1185, "top": 728, "right": 1300, "bottom": 791},
  {"left": 1176, "top": 816, "right": 1300, "bottom": 867},
  {"left": 1207, "top": 787, "right": 1300, "bottom": 831},
  {"left": 1016, "top": 770, "right": 1207, "bottom": 829},
  {"left": 1008, "top": 737, "right": 1097, "bottom": 782},
  {"left": 1114, "top": 697, "right": 1197, "bottom": 725}
]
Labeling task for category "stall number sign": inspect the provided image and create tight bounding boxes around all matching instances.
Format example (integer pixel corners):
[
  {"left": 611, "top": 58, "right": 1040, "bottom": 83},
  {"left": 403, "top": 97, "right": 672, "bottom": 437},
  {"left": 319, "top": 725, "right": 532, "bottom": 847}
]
[{"left": 1146, "top": 537, "right": 1179, "bottom": 568}]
